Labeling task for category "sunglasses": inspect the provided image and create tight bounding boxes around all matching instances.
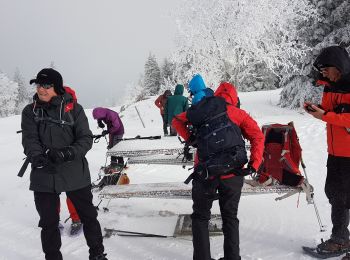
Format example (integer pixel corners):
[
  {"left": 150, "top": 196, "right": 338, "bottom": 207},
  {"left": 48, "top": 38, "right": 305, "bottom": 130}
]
[{"left": 36, "top": 83, "right": 53, "bottom": 89}]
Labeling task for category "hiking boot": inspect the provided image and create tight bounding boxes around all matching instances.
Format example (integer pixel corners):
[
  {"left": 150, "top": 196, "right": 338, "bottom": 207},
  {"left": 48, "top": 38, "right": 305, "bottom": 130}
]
[
  {"left": 342, "top": 252, "right": 350, "bottom": 260},
  {"left": 70, "top": 220, "right": 82, "bottom": 236},
  {"left": 89, "top": 253, "right": 108, "bottom": 260},
  {"left": 317, "top": 239, "right": 350, "bottom": 253}
]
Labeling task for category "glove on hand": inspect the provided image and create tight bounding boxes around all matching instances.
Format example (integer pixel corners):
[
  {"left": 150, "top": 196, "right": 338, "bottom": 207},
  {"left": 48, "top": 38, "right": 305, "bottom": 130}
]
[
  {"left": 48, "top": 147, "right": 75, "bottom": 164},
  {"left": 234, "top": 165, "right": 256, "bottom": 177},
  {"left": 97, "top": 119, "right": 105, "bottom": 129},
  {"left": 183, "top": 144, "right": 193, "bottom": 161},
  {"left": 102, "top": 130, "right": 109, "bottom": 136},
  {"left": 186, "top": 134, "right": 197, "bottom": 148},
  {"left": 31, "top": 154, "right": 49, "bottom": 169}
]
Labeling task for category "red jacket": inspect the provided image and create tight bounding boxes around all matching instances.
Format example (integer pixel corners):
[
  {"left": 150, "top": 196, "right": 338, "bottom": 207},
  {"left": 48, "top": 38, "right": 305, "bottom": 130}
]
[
  {"left": 321, "top": 82, "right": 350, "bottom": 157},
  {"left": 172, "top": 82, "right": 264, "bottom": 171},
  {"left": 155, "top": 94, "right": 168, "bottom": 115}
]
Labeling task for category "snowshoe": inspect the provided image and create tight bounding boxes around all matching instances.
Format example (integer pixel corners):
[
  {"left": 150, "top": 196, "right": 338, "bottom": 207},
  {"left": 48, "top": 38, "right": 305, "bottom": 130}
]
[
  {"left": 303, "top": 239, "right": 350, "bottom": 259},
  {"left": 70, "top": 220, "right": 83, "bottom": 236},
  {"left": 318, "top": 238, "right": 350, "bottom": 252},
  {"left": 302, "top": 246, "right": 344, "bottom": 259},
  {"left": 342, "top": 253, "right": 350, "bottom": 260}
]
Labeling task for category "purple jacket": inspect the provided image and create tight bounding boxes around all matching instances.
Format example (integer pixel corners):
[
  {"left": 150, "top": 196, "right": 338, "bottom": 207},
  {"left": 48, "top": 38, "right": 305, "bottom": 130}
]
[{"left": 92, "top": 107, "right": 124, "bottom": 136}]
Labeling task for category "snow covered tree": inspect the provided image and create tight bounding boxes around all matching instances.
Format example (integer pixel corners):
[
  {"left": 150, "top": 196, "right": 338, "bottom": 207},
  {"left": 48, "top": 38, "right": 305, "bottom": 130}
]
[
  {"left": 159, "top": 58, "right": 177, "bottom": 93},
  {"left": 172, "top": 0, "right": 315, "bottom": 92},
  {"left": 13, "top": 68, "right": 34, "bottom": 114},
  {"left": 143, "top": 53, "right": 161, "bottom": 96},
  {"left": 122, "top": 73, "right": 148, "bottom": 105},
  {"left": 279, "top": 0, "right": 350, "bottom": 108},
  {"left": 0, "top": 72, "right": 19, "bottom": 117}
]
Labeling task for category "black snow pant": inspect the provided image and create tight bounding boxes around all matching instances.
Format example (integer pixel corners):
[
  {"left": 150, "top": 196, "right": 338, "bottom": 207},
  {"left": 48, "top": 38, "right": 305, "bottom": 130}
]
[
  {"left": 162, "top": 114, "right": 169, "bottom": 135},
  {"left": 109, "top": 135, "right": 124, "bottom": 167},
  {"left": 191, "top": 176, "right": 244, "bottom": 260},
  {"left": 325, "top": 155, "right": 350, "bottom": 244},
  {"left": 34, "top": 185, "right": 105, "bottom": 260}
]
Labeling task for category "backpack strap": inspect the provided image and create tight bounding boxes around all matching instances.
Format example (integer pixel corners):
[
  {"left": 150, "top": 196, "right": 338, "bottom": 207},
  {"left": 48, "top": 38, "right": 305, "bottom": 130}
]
[
  {"left": 201, "top": 111, "right": 227, "bottom": 125},
  {"left": 32, "top": 97, "right": 75, "bottom": 127}
]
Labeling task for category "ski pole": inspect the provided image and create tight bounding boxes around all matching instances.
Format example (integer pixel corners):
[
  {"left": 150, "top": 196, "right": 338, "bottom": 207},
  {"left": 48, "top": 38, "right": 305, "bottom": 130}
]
[
  {"left": 301, "top": 157, "right": 326, "bottom": 232},
  {"left": 95, "top": 199, "right": 103, "bottom": 211},
  {"left": 135, "top": 106, "right": 145, "bottom": 128},
  {"left": 103, "top": 198, "right": 112, "bottom": 212},
  {"left": 106, "top": 229, "right": 171, "bottom": 238},
  {"left": 117, "top": 135, "right": 161, "bottom": 141},
  {"left": 64, "top": 216, "right": 71, "bottom": 223}
]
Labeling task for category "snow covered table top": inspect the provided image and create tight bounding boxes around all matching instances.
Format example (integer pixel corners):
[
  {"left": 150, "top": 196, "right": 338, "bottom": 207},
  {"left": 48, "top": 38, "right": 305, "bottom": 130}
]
[
  {"left": 99, "top": 181, "right": 303, "bottom": 200},
  {"left": 106, "top": 136, "right": 186, "bottom": 157}
]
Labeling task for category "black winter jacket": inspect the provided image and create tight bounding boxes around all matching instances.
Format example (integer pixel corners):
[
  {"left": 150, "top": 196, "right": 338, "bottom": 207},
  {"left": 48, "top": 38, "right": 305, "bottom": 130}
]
[{"left": 21, "top": 92, "right": 92, "bottom": 192}]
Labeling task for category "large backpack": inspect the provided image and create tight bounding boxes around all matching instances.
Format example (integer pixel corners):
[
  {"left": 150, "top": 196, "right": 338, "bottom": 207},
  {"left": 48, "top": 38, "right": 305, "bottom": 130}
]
[
  {"left": 187, "top": 96, "right": 248, "bottom": 180},
  {"left": 63, "top": 86, "right": 77, "bottom": 112},
  {"left": 257, "top": 122, "right": 304, "bottom": 186}
]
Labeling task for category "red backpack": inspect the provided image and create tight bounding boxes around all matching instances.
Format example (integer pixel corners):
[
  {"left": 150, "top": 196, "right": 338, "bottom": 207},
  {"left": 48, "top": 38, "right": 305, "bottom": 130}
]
[
  {"left": 63, "top": 86, "right": 77, "bottom": 112},
  {"left": 257, "top": 122, "right": 304, "bottom": 186}
]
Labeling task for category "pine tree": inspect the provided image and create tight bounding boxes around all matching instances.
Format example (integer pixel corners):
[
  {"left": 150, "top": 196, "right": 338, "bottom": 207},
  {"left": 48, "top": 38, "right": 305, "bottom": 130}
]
[
  {"left": 0, "top": 72, "right": 19, "bottom": 117},
  {"left": 13, "top": 68, "right": 33, "bottom": 114},
  {"left": 143, "top": 53, "right": 161, "bottom": 96},
  {"left": 159, "top": 58, "right": 176, "bottom": 93}
]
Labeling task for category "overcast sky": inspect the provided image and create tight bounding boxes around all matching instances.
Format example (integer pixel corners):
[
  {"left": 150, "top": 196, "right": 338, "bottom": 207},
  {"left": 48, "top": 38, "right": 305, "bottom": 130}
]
[{"left": 0, "top": 0, "right": 181, "bottom": 108}]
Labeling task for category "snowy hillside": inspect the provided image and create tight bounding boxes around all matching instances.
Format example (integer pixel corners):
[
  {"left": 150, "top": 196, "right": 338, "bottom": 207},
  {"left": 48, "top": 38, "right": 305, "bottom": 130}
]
[{"left": 0, "top": 89, "right": 335, "bottom": 260}]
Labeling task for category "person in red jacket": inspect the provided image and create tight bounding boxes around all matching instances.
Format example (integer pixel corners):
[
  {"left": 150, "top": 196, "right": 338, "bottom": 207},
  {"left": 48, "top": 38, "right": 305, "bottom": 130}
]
[
  {"left": 155, "top": 90, "right": 172, "bottom": 135},
  {"left": 304, "top": 46, "right": 350, "bottom": 256},
  {"left": 172, "top": 78, "right": 264, "bottom": 260}
]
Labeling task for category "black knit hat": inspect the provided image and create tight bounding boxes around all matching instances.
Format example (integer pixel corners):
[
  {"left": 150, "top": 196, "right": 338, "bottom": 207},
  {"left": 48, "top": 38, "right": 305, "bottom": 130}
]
[{"left": 30, "top": 68, "right": 65, "bottom": 94}]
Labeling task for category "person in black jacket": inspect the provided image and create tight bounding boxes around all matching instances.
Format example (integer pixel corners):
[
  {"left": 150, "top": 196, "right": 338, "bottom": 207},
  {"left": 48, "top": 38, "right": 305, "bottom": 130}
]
[{"left": 21, "top": 68, "right": 107, "bottom": 260}]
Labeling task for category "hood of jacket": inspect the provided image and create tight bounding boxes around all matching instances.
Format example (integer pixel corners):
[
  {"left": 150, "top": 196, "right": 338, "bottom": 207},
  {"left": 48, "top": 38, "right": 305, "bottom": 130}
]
[
  {"left": 174, "top": 84, "right": 184, "bottom": 95},
  {"left": 314, "top": 46, "right": 350, "bottom": 75},
  {"left": 314, "top": 46, "right": 350, "bottom": 90},
  {"left": 214, "top": 82, "right": 239, "bottom": 106},
  {"left": 92, "top": 107, "right": 108, "bottom": 120},
  {"left": 188, "top": 74, "right": 206, "bottom": 95}
]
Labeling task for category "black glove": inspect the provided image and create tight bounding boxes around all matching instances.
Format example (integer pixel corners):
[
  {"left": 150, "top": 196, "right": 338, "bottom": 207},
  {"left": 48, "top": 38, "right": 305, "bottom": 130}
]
[
  {"left": 48, "top": 147, "right": 75, "bottom": 164},
  {"left": 31, "top": 154, "right": 49, "bottom": 168},
  {"left": 31, "top": 154, "right": 56, "bottom": 174},
  {"left": 97, "top": 119, "right": 105, "bottom": 129},
  {"left": 183, "top": 144, "right": 193, "bottom": 161},
  {"left": 186, "top": 134, "right": 197, "bottom": 148},
  {"left": 234, "top": 165, "right": 256, "bottom": 177},
  {"left": 102, "top": 130, "right": 109, "bottom": 136}
]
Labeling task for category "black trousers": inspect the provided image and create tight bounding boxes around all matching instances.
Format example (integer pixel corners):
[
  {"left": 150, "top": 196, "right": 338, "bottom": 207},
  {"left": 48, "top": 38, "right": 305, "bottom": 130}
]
[
  {"left": 325, "top": 155, "right": 350, "bottom": 244},
  {"left": 162, "top": 114, "right": 168, "bottom": 135},
  {"left": 34, "top": 185, "right": 104, "bottom": 260},
  {"left": 109, "top": 135, "right": 124, "bottom": 166},
  {"left": 191, "top": 176, "right": 244, "bottom": 260}
]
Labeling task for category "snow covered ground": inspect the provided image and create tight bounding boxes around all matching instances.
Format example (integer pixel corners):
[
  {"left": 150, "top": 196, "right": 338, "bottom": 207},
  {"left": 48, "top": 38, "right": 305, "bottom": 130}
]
[{"left": 0, "top": 89, "right": 338, "bottom": 259}]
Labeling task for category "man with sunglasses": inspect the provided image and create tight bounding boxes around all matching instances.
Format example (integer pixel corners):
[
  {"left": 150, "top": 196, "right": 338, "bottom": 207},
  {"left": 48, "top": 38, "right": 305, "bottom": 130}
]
[{"left": 21, "top": 68, "right": 107, "bottom": 260}]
